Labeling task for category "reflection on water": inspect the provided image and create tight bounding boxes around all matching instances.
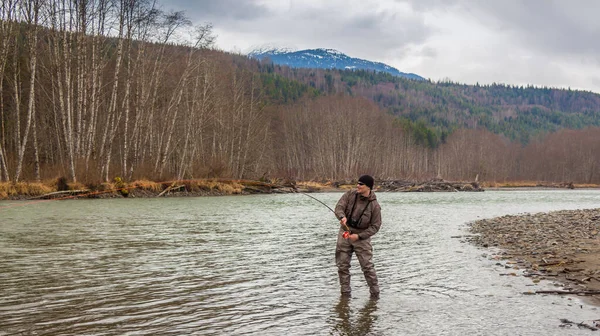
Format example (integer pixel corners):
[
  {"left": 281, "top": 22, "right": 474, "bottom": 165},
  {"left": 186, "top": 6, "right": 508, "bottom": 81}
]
[
  {"left": 1, "top": 190, "right": 600, "bottom": 335},
  {"left": 331, "top": 297, "right": 378, "bottom": 336}
]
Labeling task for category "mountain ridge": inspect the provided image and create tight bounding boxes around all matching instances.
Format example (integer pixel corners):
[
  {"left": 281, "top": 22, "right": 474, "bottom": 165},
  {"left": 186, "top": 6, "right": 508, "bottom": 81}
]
[{"left": 249, "top": 47, "right": 425, "bottom": 81}]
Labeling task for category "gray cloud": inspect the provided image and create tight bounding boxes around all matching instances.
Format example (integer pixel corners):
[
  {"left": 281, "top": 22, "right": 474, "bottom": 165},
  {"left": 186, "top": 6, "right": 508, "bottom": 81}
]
[
  {"left": 278, "top": 9, "right": 433, "bottom": 60},
  {"left": 162, "top": 0, "right": 600, "bottom": 92},
  {"left": 166, "top": 0, "right": 434, "bottom": 60},
  {"left": 591, "top": 77, "right": 600, "bottom": 90},
  {"left": 165, "top": 0, "right": 270, "bottom": 21},
  {"left": 464, "top": 1, "right": 600, "bottom": 58},
  {"left": 399, "top": 0, "right": 461, "bottom": 12}
]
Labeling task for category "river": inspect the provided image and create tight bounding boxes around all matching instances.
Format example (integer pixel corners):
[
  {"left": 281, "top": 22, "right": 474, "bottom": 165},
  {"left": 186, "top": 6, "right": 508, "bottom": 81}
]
[{"left": 1, "top": 190, "right": 600, "bottom": 335}]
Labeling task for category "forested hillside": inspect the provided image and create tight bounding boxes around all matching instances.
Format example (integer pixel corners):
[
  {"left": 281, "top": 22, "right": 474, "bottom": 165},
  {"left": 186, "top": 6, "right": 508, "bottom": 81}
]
[
  {"left": 257, "top": 64, "right": 600, "bottom": 145},
  {"left": 1, "top": 1, "right": 599, "bottom": 185}
]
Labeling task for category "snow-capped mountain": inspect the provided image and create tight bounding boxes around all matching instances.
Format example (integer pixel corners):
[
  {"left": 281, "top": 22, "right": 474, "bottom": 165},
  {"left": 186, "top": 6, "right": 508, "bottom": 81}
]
[{"left": 248, "top": 48, "right": 424, "bottom": 80}]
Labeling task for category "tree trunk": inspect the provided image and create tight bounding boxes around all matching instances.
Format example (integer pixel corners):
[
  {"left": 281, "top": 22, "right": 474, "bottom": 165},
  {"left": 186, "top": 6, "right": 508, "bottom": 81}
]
[
  {"left": 0, "top": 2, "right": 17, "bottom": 182},
  {"left": 32, "top": 105, "right": 40, "bottom": 182},
  {"left": 15, "top": 2, "right": 40, "bottom": 182},
  {"left": 100, "top": 11, "right": 125, "bottom": 182}
]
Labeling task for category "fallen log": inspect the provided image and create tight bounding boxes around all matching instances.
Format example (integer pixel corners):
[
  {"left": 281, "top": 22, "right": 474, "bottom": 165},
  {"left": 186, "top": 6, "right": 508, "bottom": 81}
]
[
  {"left": 242, "top": 185, "right": 271, "bottom": 193},
  {"left": 157, "top": 185, "right": 185, "bottom": 197},
  {"left": 28, "top": 190, "right": 90, "bottom": 200}
]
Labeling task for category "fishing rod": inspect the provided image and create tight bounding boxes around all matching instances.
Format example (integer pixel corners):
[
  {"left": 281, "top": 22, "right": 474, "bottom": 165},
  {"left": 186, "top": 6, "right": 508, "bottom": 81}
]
[
  {"left": 300, "top": 192, "right": 336, "bottom": 213},
  {"left": 298, "top": 191, "right": 351, "bottom": 238}
]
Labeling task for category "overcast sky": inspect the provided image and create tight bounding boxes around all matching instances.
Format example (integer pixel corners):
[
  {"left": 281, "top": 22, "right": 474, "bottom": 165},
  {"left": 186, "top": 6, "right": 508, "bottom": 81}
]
[{"left": 164, "top": 0, "right": 600, "bottom": 93}]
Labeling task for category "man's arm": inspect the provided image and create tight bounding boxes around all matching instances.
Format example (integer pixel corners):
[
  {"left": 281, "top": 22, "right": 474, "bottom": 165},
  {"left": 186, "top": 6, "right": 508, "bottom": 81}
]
[
  {"left": 357, "top": 203, "right": 381, "bottom": 240},
  {"left": 334, "top": 191, "right": 352, "bottom": 220}
]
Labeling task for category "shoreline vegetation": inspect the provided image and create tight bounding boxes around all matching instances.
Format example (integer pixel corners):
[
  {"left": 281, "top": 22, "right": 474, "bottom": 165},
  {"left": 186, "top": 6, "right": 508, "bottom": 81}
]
[{"left": 1, "top": 177, "right": 598, "bottom": 201}]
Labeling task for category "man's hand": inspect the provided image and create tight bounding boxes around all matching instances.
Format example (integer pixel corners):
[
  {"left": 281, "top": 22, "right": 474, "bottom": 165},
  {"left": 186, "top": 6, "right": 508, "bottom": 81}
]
[
  {"left": 348, "top": 234, "right": 359, "bottom": 242},
  {"left": 340, "top": 217, "right": 347, "bottom": 226}
]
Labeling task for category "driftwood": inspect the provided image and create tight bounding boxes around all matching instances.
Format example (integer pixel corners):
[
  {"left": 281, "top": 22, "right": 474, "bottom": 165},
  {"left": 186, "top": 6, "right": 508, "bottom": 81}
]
[
  {"left": 28, "top": 189, "right": 90, "bottom": 200},
  {"left": 539, "top": 261, "right": 567, "bottom": 267},
  {"left": 242, "top": 185, "right": 271, "bottom": 193},
  {"left": 527, "top": 290, "right": 600, "bottom": 295},
  {"left": 378, "top": 179, "right": 482, "bottom": 192},
  {"left": 523, "top": 273, "right": 558, "bottom": 277},
  {"left": 559, "top": 319, "right": 599, "bottom": 331},
  {"left": 157, "top": 185, "right": 185, "bottom": 197}
]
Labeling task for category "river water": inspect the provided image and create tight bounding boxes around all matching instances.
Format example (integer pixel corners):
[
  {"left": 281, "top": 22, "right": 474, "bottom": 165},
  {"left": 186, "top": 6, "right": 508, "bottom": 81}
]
[{"left": 1, "top": 190, "right": 600, "bottom": 335}]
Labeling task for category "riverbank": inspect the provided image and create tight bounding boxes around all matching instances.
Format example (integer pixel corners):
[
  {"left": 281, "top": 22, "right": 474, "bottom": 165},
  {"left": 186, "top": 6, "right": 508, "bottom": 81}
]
[
  {"left": 2, "top": 178, "right": 596, "bottom": 200},
  {"left": 0, "top": 178, "right": 486, "bottom": 200},
  {"left": 467, "top": 208, "right": 600, "bottom": 306}
]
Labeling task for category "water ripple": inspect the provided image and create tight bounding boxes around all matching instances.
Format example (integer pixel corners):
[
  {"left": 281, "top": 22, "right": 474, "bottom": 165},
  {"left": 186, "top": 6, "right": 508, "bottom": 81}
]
[{"left": 2, "top": 191, "right": 600, "bottom": 335}]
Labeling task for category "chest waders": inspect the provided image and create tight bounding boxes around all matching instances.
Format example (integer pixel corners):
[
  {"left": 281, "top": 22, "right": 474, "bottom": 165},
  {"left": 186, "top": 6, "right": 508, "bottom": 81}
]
[
  {"left": 346, "top": 193, "right": 372, "bottom": 229},
  {"left": 336, "top": 193, "right": 380, "bottom": 298}
]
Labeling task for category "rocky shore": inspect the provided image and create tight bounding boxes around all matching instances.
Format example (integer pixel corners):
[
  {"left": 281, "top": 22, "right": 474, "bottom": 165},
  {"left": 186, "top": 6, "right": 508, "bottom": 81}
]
[{"left": 467, "top": 208, "right": 600, "bottom": 305}]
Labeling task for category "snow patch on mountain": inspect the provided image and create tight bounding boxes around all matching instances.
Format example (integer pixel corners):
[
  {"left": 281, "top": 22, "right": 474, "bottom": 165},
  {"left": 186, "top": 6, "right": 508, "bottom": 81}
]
[
  {"left": 248, "top": 45, "right": 297, "bottom": 57},
  {"left": 249, "top": 47, "right": 424, "bottom": 80}
]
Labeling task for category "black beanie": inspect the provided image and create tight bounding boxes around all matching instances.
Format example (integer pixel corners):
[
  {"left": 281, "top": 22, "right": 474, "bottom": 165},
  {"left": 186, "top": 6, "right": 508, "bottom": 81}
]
[{"left": 358, "top": 175, "right": 374, "bottom": 189}]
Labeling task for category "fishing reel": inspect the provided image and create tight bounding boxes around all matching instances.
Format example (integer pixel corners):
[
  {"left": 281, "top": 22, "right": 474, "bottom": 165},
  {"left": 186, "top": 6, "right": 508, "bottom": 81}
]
[
  {"left": 346, "top": 218, "right": 360, "bottom": 228},
  {"left": 342, "top": 231, "right": 350, "bottom": 239}
]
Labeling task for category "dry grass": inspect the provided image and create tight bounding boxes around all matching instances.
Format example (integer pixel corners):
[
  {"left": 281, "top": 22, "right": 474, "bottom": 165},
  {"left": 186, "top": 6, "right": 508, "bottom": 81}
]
[
  {"left": 68, "top": 182, "right": 87, "bottom": 191},
  {"left": 0, "top": 182, "right": 14, "bottom": 199},
  {"left": 297, "top": 181, "right": 327, "bottom": 190},
  {"left": 0, "top": 178, "right": 246, "bottom": 199},
  {"left": 481, "top": 181, "right": 600, "bottom": 188},
  {"left": 191, "top": 179, "right": 244, "bottom": 194},
  {"left": 214, "top": 181, "right": 244, "bottom": 194},
  {"left": 131, "top": 180, "right": 162, "bottom": 192},
  {"left": 236, "top": 179, "right": 270, "bottom": 187},
  {"left": 148, "top": 179, "right": 246, "bottom": 195},
  {"left": 201, "top": 180, "right": 220, "bottom": 190},
  {"left": 100, "top": 182, "right": 115, "bottom": 192},
  {"left": 481, "top": 181, "right": 540, "bottom": 188},
  {"left": 0, "top": 181, "right": 55, "bottom": 199},
  {"left": 480, "top": 181, "right": 497, "bottom": 188},
  {"left": 574, "top": 183, "right": 600, "bottom": 188},
  {"left": 26, "top": 183, "right": 55, "bottom": 195}
]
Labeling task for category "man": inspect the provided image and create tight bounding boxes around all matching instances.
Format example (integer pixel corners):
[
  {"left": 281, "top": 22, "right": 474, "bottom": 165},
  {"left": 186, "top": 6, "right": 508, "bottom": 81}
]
[{"left": 334, "top": 174, "right": 382, "bottom": 299}]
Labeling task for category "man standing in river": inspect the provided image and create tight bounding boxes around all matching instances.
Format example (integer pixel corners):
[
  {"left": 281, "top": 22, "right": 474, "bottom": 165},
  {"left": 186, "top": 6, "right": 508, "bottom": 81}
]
[{"left": 334, "top": 174, "right": 382, "bottom": 299}]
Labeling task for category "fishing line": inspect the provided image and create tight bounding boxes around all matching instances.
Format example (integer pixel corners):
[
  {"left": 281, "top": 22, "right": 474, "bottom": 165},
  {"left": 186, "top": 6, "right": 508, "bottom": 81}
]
[
  {"left": 298, "top": 192, "right": 336, "bottom": 214},
  {"left": 297, "top": 191, "right": 351, "bottom": 236}
]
